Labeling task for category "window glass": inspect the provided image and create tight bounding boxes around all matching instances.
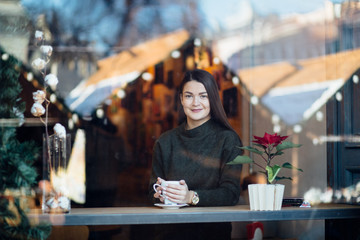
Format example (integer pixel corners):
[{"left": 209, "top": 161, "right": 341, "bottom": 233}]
[{"left": 1, "top": 0, "right": 359, "bottom": 238}]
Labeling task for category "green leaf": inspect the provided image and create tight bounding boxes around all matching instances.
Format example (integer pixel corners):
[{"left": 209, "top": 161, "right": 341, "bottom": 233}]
[
  {"left": 266, "top": 164, "right": 281, "bottom": 184},
  {"left": 253, "top": 143, "right": 266, "bottom": 149},
  {"left": 276, "top": 142, "right": 302, "bottom": 152},
  {"left": 237, "top": 146, "right": 263, "bottom": 155},
  {"left": 227, "top": 155, "right": 253, "bottom": 165},
  {"left": 273, "top": 151, "right": 284, "bottom": 156},
  {"left": 275, "top": 176, "right": 293, "bottom": 181},
  {"left": 282, "top": 162, "right": 303, "bottom": 172}
]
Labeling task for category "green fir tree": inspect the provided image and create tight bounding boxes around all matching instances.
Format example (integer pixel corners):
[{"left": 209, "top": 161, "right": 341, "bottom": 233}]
[{"left": 0, "top": 46, "right": 51, "bottom": 240}]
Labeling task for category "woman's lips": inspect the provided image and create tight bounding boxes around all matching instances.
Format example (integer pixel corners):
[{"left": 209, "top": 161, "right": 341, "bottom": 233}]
[{"left": 191, "top": 109, "right": 202, "bottom": 113}]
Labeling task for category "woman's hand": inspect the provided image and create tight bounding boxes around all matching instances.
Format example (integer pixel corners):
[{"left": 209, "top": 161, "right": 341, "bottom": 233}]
[
  {"left": 164, "top": 180, "right": 193, "bottom": 204},
  {"left": 153, "top": 177, "right": 166, "bottom": 203}
]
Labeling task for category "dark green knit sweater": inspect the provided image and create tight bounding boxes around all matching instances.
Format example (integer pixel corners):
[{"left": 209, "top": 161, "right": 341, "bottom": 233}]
[{"left": 149, "top": 119, "right": 243, "bottom": 206}]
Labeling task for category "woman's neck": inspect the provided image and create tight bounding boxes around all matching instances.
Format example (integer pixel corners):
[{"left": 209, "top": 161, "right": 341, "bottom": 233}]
[{"left": 186, "top": 117, "right": 211, "bottom": 130}]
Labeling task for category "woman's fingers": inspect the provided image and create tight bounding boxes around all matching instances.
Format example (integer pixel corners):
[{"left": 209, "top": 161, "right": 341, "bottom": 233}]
[
  {"left": 164, "top": 182, "right": 189, "bottom": 203},
  {"left": 157, "top": 177, "right": 164, "bottom": 184},
  {"left": 165, "top": 191, "right": 184, "bottom": 201},
  {"left": 154, "top": 191, "right": 165, "bottom": 202},
  {"left": 165, "top": 184, "right": 184, "bottom": 195}
]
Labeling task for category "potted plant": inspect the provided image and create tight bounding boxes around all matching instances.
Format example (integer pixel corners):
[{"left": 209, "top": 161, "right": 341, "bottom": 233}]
[{"left": 228, "top": 132, "right": 302, "bottom": 210}]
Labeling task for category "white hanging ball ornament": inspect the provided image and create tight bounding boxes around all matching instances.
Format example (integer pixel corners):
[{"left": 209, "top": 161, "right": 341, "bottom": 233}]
[
  {"left": 1, "top": 53, "right": 9, "bottom": 61},
  {"left": 273, "top": 124, "right": 281, "bottom": 133},
  {"left": 250, "top": 96, "right": 259, "bottom": 105},
  {"left": 335, "top": 92, "right": 342, "bottom": 102},
  {"left": 27, "top": 72, "right": 34, "bottom": 82},
  {"left": 213, "top": 57, "right": 220, "bottom": 65},
  {"left": 353, "top": 75, "right": 359, "bottom": 84},
  {"left": 316, "top": 111, "right": 324, "bottom": 122},
  {"left": 171, "top": 50, "right": 181, "bottom": 59},
  {"left": 142, "top": 72, "right": 153, "bottom": 81},
  {"left": 72, "top": 114, "right": 79, "bottom": 123},
  {"left": 293, "top": 124, "right": 302, "bottom": 133},
  {"left": 117, "top": 89, "right": 126, "bottom": 99},
  {"left": 194, "top": 38, "right": 201, "bottom": 47},
  {"left": 96, "top": 108, "right": 104, "bottom": 119},
  {"left": 272, "top": 114, "right": 280, "bottom": 124},
  {"left": 232, "top": 76, "right": 239, "bottom": 85},
  {"left": 68, "top": 119, "right": 74, "bottom": 130},
  {"left": 50, "top": 93, "right": 57, "bottom": 103}
]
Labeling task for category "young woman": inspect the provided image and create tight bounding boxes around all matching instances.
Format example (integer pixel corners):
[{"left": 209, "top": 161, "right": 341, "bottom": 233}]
[{"left": 148, "top": 69, "right": 243, "bottom": 239}]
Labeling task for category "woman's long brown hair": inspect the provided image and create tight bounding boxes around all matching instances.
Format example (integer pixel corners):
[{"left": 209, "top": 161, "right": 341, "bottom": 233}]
[{"left": 178, "top": 69, "right": 235, "bottom": 132}]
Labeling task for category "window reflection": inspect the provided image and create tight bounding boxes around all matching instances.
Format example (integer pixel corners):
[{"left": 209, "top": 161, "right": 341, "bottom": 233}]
[{"left": 1, "top": 0, "right": 360, "bottom": 239}]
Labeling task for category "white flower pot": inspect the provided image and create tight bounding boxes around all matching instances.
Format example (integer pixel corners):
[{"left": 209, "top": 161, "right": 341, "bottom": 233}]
[{"left": 248, "top": 184, "right": 285, "bottom": 211}]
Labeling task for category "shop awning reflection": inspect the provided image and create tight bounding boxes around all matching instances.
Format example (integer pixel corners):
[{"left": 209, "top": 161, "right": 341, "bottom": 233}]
[
  {"left": 65, "top": 29, "right": 190, "bottom": 117},
  {"left": 238, "top": 48, "right": 360, "bottom": 126}
]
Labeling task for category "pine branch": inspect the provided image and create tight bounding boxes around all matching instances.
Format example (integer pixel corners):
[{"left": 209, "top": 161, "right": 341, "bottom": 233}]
[{"left": 1, "top": 47, "right": 52, "bottom": 239}]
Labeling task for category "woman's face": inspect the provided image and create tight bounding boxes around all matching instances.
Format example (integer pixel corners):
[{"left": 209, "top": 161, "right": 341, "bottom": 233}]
[{"left": 180, "top": 80, "right": 211, "bottom": 129}]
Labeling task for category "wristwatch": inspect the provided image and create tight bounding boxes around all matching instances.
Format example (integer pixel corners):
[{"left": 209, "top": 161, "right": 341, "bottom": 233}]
[{"left": 191, "top": 191, "right": 199, "bottom": 205}]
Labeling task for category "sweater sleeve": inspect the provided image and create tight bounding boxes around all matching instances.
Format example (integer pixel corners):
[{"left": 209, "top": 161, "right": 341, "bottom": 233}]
[{"left": 194, "top": 132, "right": 243, "bottom": 206}]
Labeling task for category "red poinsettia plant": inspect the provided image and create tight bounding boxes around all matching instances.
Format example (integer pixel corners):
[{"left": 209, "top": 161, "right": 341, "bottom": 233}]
[{"left": 229, "top": 132, "right": 303, "bottom": 184}]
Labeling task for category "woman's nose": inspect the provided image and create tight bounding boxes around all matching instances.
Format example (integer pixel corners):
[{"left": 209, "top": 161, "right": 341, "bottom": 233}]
[{"left": 192, "top": 96, "right": 200, "bottom": 105}]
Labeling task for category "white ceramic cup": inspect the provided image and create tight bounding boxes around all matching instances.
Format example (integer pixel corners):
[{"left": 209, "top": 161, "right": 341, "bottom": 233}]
[{"left": 153, "top": 180, "right": 180, "bottom": 205}]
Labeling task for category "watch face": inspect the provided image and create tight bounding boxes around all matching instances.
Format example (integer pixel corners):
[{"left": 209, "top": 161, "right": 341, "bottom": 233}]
[{"left": 192, "top": 193, "right": 199, "bottom": 205}]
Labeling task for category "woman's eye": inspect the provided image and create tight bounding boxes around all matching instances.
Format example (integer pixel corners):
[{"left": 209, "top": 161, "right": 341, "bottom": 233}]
[
  {"left": 185, "top": 95, "right": 192, "bottom": 98},
  {"left": 200, "top": 95, "right": 208, "bottom": 99}
]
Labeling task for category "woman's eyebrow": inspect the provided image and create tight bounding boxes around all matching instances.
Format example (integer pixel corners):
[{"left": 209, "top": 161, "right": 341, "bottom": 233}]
[{"left": 183, "top": 91, "right": 208, "bottom": 95}]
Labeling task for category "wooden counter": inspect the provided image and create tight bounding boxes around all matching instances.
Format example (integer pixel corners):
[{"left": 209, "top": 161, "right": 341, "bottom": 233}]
[{"left": 28, "top": 204, "right": 360, "bottom": 226}]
